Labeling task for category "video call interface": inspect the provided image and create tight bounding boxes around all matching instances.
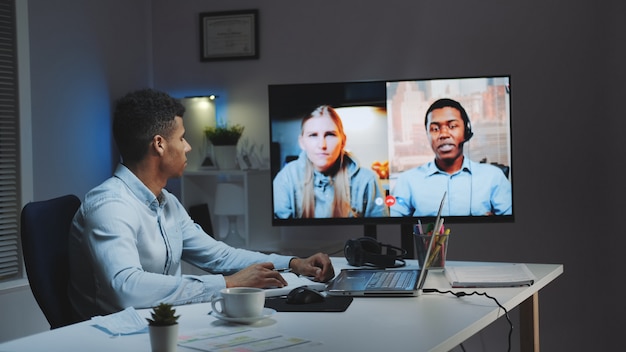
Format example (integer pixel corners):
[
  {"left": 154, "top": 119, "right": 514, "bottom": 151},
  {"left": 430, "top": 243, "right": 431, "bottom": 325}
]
[{"left": 269, "top": 76, "right": 513, "bottom": 223}]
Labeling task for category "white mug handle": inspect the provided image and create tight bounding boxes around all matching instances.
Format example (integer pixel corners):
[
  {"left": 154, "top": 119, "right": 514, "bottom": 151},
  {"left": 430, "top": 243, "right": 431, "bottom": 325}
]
[{"left": 211, "top": 296, "right": 225, "bottom": 315}]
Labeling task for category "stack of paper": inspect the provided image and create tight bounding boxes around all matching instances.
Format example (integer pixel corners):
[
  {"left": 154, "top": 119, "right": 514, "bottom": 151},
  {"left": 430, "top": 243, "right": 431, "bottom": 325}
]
[{"left": 445, "top": 264, "right": 535, "bottom": 288}]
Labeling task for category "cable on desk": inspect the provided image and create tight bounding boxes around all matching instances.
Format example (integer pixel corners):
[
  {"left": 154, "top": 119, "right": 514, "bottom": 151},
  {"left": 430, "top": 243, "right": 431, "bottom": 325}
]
[{"left": 423, "top": 288, "right": 513, "bottom": 352}]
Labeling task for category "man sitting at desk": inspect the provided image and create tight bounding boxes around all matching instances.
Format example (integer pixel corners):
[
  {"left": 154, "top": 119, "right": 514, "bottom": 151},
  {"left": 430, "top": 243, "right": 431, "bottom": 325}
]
[
  {"left": 390, "top": 98, "right": 512, "bottom": 217},
  {"left": 68, "top": 88, "right": 335, "bottom": 320}
]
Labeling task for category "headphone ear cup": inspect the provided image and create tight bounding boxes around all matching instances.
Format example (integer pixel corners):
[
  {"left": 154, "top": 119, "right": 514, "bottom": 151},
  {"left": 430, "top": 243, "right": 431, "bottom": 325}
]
[
  {"left": 357, "top": 237, "right": 382, "bottom": 255},
  {"left": 464, "top": 118, "right": 473, "bottom": 142},
  {"left": 345, "top": 237, "right": 381, "bottom": 266},
  {"left": 465, "top": 127, "right": 473, "bottom": 141},
  {"left": 344, "top": 238, "right": 364, "bottom": 266},
  {"left": 345, "top": 237, "right": 404, "bottom": 268},
  {"left": 344, "top": 237, "right": 407, "bottom": 268}
]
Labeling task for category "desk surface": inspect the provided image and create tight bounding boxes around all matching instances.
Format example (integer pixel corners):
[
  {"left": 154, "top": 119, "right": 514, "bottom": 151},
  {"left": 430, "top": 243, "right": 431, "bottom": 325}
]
[{"left": 0, "top": 259, "right": 563, "bottom": 352}]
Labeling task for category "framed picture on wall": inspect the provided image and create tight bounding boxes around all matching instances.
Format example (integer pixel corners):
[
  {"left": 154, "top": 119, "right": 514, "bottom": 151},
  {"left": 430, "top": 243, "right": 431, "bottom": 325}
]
[{"left": 199, "top": 9, "right": 259, "bottom": 61}]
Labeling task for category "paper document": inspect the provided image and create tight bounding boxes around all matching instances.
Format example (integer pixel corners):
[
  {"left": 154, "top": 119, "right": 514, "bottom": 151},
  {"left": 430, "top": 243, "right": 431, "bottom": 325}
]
[
  {"left": 445, "top": 264, "right": 535, "bottom": 288},
  {"left": 264, "top": 273, "right": 326, "bottom": 297},
  {"left": 90, "top": 306, "right": 148, "bottom": 336},
  {"left": 178, "top": 327, "right": 321, "bottom": 351}
]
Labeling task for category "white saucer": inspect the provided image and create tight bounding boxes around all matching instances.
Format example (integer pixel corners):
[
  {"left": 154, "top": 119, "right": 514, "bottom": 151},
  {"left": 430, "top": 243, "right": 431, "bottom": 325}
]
[{"left": 210, "top": 308, "right": 276, "bottom": 324}]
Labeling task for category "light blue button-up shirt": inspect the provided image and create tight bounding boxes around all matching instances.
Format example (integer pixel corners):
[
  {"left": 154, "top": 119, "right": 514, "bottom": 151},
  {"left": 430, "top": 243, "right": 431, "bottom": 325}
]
[
  {"left": 390, "top": 158, "right": 512, "bottom": 217},
  {"left": 69, "top": 164, "right": 292, "bottom": 319}
]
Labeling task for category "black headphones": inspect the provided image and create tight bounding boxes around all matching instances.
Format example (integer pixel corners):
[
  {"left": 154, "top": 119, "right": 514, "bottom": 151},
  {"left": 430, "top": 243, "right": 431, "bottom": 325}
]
[
  {"left": 424, "top": 98, "right": 473, "bottom": 142},
  {"left": 344, "top": 237, "right": 407, "bottom": 268}
]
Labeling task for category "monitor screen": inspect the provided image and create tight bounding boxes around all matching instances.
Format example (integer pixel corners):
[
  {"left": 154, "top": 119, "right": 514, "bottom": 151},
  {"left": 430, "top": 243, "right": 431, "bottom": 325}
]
[{"left": 269, "top": 75, "right": 513, "bottom": 226}]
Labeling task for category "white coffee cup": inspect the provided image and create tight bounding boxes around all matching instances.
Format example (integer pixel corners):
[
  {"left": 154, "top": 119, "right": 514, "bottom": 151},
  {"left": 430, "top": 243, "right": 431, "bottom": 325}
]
[{"left": 211, "top": 287, "right": 265, "bottom": 318}]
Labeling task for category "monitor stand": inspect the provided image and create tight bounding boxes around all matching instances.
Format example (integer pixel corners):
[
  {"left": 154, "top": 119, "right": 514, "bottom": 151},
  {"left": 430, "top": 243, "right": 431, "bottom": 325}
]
[
  {"left": 364, "top": 224, "right": 377, "bottom": 239},
  {"left": 400, "top": 223, "right": 415, "bottom": 259}
]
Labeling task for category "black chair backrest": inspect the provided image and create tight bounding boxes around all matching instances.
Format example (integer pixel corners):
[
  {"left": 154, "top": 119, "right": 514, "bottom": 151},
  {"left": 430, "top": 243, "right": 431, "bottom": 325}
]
[
  {"left": 189, "top": 203, "right": 214, "bottom": 237},
  {"left": 20, "top": 194, "right": 81, "bottom": 329}
]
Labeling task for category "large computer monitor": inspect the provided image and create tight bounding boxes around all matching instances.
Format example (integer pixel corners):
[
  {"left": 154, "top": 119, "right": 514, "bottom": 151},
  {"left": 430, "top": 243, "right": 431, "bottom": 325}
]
[{"left": 269, "top": 75, "right": 513, "bottom": 231}]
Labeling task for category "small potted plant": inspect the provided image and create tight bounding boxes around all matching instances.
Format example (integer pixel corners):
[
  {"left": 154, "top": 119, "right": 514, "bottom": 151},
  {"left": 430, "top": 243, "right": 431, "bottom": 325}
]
[
  {"left": 204, "top": 123, "right": 245, "bottom": 169},
  {"left": 204, "top": 123, "right": 245, "bottom": 146},
  {"left": 147, "top": 303, "right": 180, "bottom": 352}
]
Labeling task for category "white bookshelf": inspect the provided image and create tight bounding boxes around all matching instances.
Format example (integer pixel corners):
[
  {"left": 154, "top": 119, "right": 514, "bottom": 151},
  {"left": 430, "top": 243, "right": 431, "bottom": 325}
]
[{"left": 180, "top": 169, "right": 280, "bottom": 250}]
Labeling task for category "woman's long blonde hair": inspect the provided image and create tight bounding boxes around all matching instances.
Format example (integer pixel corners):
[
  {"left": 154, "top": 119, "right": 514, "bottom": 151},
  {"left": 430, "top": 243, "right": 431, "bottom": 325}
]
[{"left": 300, "top": 105, "right": 356, "bottom": 218}]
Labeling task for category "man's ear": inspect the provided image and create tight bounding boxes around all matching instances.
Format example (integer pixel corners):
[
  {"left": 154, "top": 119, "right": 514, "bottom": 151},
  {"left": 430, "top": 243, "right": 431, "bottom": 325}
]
[{"left": 152, "top": 135, "right": 166, "bottom": 156}]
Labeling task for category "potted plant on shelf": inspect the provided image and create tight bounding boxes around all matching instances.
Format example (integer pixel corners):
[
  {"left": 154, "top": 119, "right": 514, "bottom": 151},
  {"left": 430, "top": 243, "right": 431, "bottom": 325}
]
[
  {"left": 146, "top": 303, "right": 180, "bottom": 352},
  {"left": 204, "top": 123, "right": 245, "bottom": 169}
]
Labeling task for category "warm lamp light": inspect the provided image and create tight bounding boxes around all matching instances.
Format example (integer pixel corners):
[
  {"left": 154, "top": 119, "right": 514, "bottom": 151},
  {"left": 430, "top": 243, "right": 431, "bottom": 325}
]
[
  {"left": 214, "top": 183, "right": 245, "bottom": 247},
  {"left": 183, "top": 95, "right": 218, "bottom": 110}
]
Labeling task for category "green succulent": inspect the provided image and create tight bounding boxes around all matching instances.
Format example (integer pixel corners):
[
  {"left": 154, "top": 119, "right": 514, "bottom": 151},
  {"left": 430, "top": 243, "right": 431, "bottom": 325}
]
[
  {"left": 146, "top": 303, "right": 180, "bottom": 326},
  {"left": 204, "top": 124, "right": 244, "bottom": 146}
]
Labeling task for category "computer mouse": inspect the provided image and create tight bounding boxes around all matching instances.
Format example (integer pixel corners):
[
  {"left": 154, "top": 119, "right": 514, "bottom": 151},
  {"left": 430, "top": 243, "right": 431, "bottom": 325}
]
[{"left": 286, "top": 286, "right": 325, "bottom": 304}]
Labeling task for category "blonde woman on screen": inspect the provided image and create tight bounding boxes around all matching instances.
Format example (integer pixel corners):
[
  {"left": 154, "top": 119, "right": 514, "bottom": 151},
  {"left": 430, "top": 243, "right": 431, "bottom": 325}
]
[{"left": 273, "top": 105, "right": 388, "bottom": 219}]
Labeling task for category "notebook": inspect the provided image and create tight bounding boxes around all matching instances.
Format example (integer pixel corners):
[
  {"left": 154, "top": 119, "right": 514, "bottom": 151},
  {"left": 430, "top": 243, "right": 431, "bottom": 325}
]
[
  {"left": 444, "top": 263, "right": 535, "bottom": 288},
  {"left": 325, "top": 192, "right": 446, "bottom": 297}
]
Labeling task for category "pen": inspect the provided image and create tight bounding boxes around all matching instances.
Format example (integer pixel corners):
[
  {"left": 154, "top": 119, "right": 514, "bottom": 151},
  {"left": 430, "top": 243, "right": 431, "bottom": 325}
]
[
  {"left": 413, "top": 223, "right": 422, "bottom": 236},
  {"left": 426, "top": 221, "right": 450, "bottom": 268},
  {"left": 273, "top": 268, "right": 292, "bottom": 273}
]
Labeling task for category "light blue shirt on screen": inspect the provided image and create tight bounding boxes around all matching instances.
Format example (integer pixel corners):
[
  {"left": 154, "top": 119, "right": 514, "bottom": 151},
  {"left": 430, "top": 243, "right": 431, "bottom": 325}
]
[
  {"left": 69, "top": 164, "right": 292, "bottom": 319},
  {"left": 390, "top": 158, "right": 512, "bottom": 217},
  {"left": 273, "top": 151, "right": 388, "bottom": 219}
]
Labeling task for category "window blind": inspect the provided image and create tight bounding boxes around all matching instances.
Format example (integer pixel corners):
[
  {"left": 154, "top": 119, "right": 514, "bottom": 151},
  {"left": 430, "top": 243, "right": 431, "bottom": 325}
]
[{"left": 0, "top": 0, "right": 20, "bottom": 282}]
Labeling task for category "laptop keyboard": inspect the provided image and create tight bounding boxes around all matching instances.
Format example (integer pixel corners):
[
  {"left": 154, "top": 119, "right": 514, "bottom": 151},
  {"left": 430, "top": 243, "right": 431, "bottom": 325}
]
[{"left": 366, "top": 271, "right": 413, "bottom": 289}]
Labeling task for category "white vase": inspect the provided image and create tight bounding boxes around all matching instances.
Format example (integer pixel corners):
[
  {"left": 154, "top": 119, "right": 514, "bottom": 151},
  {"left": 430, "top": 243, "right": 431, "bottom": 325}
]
[
  {"left": 213, "top": 145, "right": 239, "bottom": 170},
  {"left": 149, "top": 324, "right": 179, "bottom": 352}
]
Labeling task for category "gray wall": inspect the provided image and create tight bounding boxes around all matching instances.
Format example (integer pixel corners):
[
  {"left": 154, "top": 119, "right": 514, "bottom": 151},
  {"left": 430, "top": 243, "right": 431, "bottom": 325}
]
[
  {"left": 0, "top": 0, "right": 153, "bottom": 342},
  {"left": 28, "top": 0, "right": 153, "bottom": 200},
  {"left": 151, "top": 2, "right": 626, "bottom": 349},
  {"left": 1, "top": 0, "right": 624, "bottom": 351}
]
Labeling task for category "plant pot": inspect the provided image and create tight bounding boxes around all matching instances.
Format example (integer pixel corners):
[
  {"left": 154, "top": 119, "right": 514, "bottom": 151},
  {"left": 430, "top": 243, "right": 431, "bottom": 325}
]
[
  {"left": 213, "top": 145, "right": 239, "bottom": 170},
  {"left": 149, "top": 324, "right": 179, "bottom": 352}
]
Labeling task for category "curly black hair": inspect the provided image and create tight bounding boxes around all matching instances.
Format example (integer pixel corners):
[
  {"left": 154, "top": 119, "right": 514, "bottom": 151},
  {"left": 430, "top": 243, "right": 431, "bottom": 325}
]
[{"left": 112, "top": 88, "right": 185, "bottom": 164}]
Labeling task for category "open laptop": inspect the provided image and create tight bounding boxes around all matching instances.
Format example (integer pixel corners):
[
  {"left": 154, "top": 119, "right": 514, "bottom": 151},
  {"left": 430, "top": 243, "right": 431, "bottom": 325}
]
[
  {"left": 325, "top": 237, "right": 439, "bottom": 296},
  {"left": 325, "top": 235, "right": 438, "bottom": 296},
  {"left": 325, "top": 192, "right": 446, "bottom": 297}
]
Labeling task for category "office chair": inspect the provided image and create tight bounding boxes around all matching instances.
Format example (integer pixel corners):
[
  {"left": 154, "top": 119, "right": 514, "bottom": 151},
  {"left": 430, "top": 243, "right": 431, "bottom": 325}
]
[
  {"left": 479, "top": 158, "right": 510, "bottom": 179},
  {"left": 20, "top": 194, "right": 82, "bottom": 329},
  {"left": 189, "top": 203, "right": 214, "bottom": 237}
]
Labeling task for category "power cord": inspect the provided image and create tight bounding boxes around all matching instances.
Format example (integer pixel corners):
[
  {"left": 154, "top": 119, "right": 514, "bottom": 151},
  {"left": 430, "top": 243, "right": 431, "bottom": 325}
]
[{"left": 423, "top": 288, "right": 513, "bottom": 352}]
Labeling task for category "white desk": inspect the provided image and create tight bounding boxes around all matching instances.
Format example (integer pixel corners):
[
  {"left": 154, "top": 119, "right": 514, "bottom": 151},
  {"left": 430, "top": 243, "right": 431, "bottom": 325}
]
[{"left": 0, "top": 258, "right": 562, "bottom": 352}]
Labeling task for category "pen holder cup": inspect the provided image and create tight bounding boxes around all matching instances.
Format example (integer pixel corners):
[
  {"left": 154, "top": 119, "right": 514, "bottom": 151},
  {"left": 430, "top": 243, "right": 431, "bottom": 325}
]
[{"left": 415, "top": 233, "right": 450, "bottom": 271}]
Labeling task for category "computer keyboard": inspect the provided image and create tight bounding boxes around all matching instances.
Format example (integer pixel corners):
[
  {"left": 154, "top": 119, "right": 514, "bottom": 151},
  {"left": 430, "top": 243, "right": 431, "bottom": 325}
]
[{"left": 366, "top": 271, "right": 413, "bottom": 289}]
